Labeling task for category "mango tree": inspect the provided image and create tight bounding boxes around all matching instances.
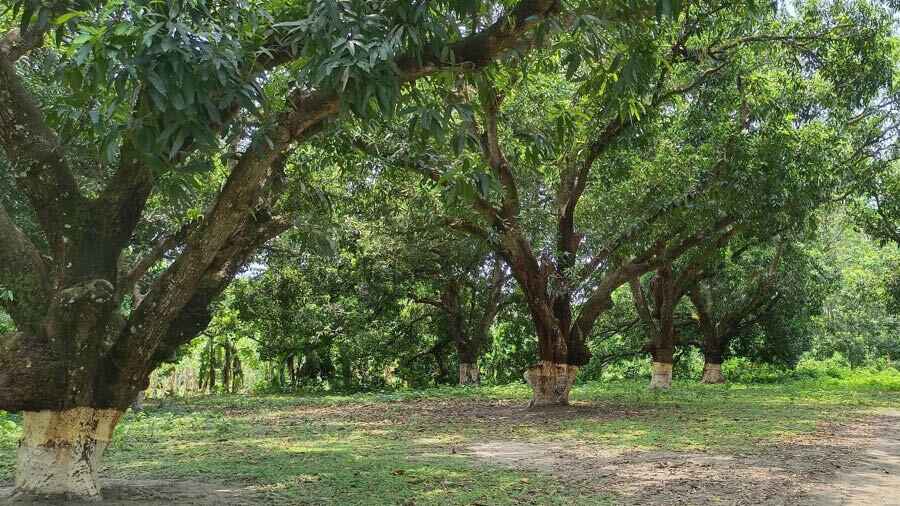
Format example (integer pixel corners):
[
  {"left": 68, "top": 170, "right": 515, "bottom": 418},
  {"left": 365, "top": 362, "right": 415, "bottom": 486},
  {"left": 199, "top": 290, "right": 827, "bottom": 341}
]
[
  {"left": 0, "top": 0, "right": 570, "bottom": 498},
  {"left": 386, "top": 0, "right": 894, "bottom": 405}
]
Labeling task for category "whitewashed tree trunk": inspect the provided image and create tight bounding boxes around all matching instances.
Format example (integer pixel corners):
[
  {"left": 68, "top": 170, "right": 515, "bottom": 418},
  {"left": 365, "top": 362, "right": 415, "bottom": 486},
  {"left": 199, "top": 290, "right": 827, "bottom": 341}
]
[
  {"left": 13, "top": 408, "right": 123, "bottom": 501},
  {"left": 458, "top": 363, "right": 480, "bottom": 386},
  {"left": 700, "top": 362, "right": 726, "bottom": 384},
  {"left": 649, "top": 362, "right": 673, "bottom": 389},
  {"left": 525, "top": 362, "right": 578, "bottom": 407}
]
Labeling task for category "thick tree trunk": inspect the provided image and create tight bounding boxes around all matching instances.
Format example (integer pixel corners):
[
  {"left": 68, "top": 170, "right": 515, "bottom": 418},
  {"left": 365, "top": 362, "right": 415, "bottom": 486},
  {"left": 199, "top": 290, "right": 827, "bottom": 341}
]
[
  {"left": 701, "top": 362, "right": 725, "bottom": 384},
  {"left": 650, "top": 267, "right": 677, "bottom": 390},
  {"left": 648, "top": 329, "right": 675, "bottom": 390},
  {"left": 524, "top": 361, "right": 578, "bottom": 407},
  {"left": 459, "top": 362, "right": 480, "bottom": 386},
  {"left": 690, "top": 285, "right": 727, "bottom": 384},
  {"left": 649, "top": 361, "right": 673, "bottom": 389},
  {"left": 13, "top": 408, "right": 122, "bottom": 501}
]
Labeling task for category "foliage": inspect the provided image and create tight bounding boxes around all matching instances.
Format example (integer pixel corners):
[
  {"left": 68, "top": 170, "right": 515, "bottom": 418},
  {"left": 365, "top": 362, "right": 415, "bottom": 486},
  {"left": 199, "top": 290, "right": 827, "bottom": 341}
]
[{"left": 810, "top": 213, "right": 900, "bottom": 365}]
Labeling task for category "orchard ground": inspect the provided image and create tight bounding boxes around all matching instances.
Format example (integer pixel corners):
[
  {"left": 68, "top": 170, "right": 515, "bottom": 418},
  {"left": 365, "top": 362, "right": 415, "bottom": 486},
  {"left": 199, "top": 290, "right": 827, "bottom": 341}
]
[{"left": 1, "top": 372, "right": 899, "bottom": 505}]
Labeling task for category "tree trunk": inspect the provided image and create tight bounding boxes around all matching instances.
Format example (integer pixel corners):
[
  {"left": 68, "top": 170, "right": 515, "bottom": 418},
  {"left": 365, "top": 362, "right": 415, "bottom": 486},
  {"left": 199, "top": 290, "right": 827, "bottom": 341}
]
[
  {"left": 647, "top": 266, "right": 677, "bottom": 390},
  {"left": 701, "top": 362, "right": 725, "bottom": 384},
  {"left": 649, "top": 361, "right": 673, "bottom": 389},
  {"left": 222, "top": 342, "right": 233, "bottom": 394},
  {"left": 690, "top": 285, "right": 727, "bottom": 384},
  {"left": 700, "top": 330, "right": 726, "bottom": 384},
  {"left": 456, "top": 337, "right": 481, "bottom": 386},
  {"left": 231, "top": 354, "right": 243, "bottom": 394},
  {"left": 458, "top": 362, "right": 480, "bottom": 386},
  {"left": 287, "top": 355, "right": 296, "bottom": 388},
  {"left": 207, "top": 360, "right": 216, "bottom": 394},
  {"left": 434, "top": 346, "right": 450, "bottom": 384},
  {"left": 441, "top": 280, "right": 482, "bottom": 386},
  {"left": 524, "top": 361, "right": 578, "bottom": 407},
  {"left": 13, "top": 408, "right": 122, "bottom": 501}
]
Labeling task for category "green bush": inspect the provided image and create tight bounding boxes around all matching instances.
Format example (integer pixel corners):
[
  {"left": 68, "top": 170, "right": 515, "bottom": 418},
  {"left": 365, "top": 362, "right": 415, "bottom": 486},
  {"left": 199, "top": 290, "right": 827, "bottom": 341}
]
[
  {"left": 795, "top": 353, "right": 853, "bottom": 379},
  {"left": 842, "top": 368, "right": 900, "bottom": 391},
  {"left": 721, "top": 357, "right": 793, "bottom": 383}
]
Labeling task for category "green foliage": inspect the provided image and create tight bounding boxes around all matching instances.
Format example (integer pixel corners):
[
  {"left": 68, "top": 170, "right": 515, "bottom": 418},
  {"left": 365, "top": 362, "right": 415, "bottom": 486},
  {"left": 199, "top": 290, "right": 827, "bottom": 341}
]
[
  {"left": 810, "top": 213, "right": 900, "bottom": 365},
  {"left": 721, "top": 353, "right": 900, "bottom": 388}
]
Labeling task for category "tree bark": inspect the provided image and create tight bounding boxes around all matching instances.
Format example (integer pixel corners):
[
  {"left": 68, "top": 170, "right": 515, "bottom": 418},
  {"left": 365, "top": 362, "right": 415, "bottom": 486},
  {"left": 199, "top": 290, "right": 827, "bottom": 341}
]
[
  {"left": 458, "top": 362, "right": 480, "bottom": 386},
  {"left": 690, "top": 284, "right": 727, "bottom": 384},
  {"left": 634, "top": 266, "right": 679, "bottom": 390},
  {"left": 524, "top": 361, "right": 578, "bottom": 407},
  {"left": 701, "top": 362, "right": 725, "bottom": 384},
  {"left": 13, "top": 408, "right": 122, "bottom": 501},
  {"left": 649, "top": 362, "right": 673, "bottom": 389}
]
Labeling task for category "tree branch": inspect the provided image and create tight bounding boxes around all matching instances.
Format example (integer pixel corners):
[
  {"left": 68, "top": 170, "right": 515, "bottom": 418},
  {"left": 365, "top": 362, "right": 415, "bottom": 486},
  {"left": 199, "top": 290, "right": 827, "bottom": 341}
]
[
  {"left": 0, "top": 201, "right": 50, "bottom": 332},
  {"left": 477, "top": 77, "right": 520, "bottom": 221},
  {"left": 118, "top": 219, "right": 198, "bottom": 302},
  {"left": 0, "top": 37, "right": 84, "bottom": 254}
]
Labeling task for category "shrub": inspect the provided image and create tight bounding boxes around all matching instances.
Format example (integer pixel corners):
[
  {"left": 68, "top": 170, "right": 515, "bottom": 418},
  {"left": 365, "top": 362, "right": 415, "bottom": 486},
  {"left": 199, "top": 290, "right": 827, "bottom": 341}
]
[
  {"left": 722, "top": 357, "right": 793, "bottom": 383},
  {"left": 795, "top": 353, "right": 853, "bottom": 379}
]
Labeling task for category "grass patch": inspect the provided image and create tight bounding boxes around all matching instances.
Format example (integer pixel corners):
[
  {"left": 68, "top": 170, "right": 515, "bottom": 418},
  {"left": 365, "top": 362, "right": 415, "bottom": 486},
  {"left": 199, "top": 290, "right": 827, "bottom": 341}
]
[{"left": 1, "top": 373, "right": 897, "bottom": 504}]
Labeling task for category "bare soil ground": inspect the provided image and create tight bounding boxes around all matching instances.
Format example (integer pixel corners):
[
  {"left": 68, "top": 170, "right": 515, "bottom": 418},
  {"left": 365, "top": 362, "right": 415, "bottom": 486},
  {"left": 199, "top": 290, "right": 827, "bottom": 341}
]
[
  {"left": 463, "top": 409, "right": 900, "bottom": 505},
  {"left": 804, "top": 410, "right": 900, "bottom": 506}
]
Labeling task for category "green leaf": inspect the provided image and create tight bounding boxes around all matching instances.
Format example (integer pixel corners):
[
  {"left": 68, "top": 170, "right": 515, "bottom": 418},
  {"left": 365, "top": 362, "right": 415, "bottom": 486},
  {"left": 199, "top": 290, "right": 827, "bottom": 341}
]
[
  {"left": 169, "top": 127, "right": 188, "bottom": 160},
  {"left": 146, "top": 70, "right": 167, "bottom": 97},
  {"left": 54, "top": 11, "right": 84, "bottom": 25},
  {"left": 143, "top": 22, "right": 164, "bottom": 47}
]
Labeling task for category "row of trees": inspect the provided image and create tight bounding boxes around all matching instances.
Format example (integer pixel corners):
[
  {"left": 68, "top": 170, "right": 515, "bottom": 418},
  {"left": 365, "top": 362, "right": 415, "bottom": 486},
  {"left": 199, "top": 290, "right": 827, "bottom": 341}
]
[
  {"left": 1, "top": 0, "right": 899, "bottom": 500},
  {"left": 209, "top": 195, "right": 832, "bottom": 392}
]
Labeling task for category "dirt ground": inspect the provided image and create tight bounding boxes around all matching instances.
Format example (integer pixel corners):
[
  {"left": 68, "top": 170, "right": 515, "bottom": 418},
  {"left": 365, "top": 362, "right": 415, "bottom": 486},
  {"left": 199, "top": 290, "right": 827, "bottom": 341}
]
[
  {"left": 1, "top": 408, "right": 898, "bottom": 505},
  {"left": 464, "top": 409, "right": 900, "bottom": 506},
  {"left": 0, "top": 480, "right": 258, "bottom": 505}
]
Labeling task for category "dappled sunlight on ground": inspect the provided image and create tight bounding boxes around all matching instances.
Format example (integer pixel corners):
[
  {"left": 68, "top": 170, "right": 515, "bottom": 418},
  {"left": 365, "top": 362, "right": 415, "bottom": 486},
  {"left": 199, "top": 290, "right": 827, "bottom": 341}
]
[{"left": 1, "top": 379, "right": 898, "bottom": 504}]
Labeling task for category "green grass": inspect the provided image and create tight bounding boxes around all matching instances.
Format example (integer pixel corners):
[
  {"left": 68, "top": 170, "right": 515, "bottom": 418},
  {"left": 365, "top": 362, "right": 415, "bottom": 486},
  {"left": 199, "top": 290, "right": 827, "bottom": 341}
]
[{"left": 1, "top": 373, "right": 898, "bottom": 504}]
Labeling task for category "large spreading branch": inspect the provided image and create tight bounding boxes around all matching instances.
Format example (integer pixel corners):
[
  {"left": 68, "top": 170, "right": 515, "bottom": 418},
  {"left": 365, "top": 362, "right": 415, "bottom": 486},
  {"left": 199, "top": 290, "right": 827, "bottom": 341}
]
[
  {"left": 108, "top": 0, "right": 567, "bottom": 391},
  {"left": 0, "top": 31, "right": 85, "bottom": 258},
  {"left": 571, "top": 217, "right": 737, "bottom": 341},
  {"left": 478, "top": 79, "right": 520, "bottom": 221},
  {"left": 0, "top": 202, "right": 50, "bottom": 332}
]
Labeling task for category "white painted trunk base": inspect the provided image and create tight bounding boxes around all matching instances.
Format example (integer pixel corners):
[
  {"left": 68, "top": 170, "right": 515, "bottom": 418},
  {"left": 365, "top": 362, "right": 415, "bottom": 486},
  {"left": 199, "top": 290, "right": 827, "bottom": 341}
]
[
  {"left": 459, "top": 363, "right": 480, "bottom": 386},
  {"left": 700, "top": 363, "right": 726, "bottom": 384},
  {"left": 14, "top": 408, "right": 122, "bottom": 501},
  {"left": 649, "top": 362, "right": 673, "bottom": 390},
  {"left": 525, "top": 362, "right": 578, "bottom": 407}
]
